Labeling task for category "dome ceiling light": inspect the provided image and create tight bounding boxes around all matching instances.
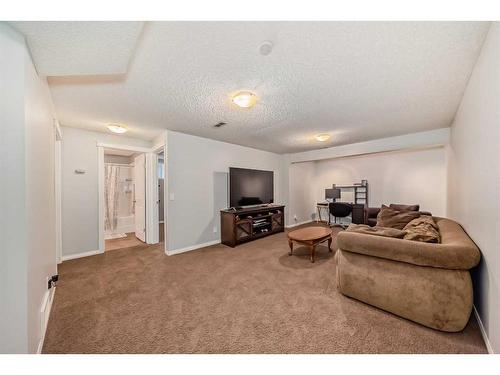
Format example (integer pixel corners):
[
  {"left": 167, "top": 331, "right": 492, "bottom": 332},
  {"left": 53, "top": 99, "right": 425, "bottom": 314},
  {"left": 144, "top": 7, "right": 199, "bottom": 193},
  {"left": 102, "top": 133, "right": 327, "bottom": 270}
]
[
  {"left": 107, "top": 124, "right": 128, "bottom": 134},
  {"left": 231, "top": 91, "right": 257, "bottom": 108},
  {"left": 315, "top": 134, "right": 331, "bottom": 142}
]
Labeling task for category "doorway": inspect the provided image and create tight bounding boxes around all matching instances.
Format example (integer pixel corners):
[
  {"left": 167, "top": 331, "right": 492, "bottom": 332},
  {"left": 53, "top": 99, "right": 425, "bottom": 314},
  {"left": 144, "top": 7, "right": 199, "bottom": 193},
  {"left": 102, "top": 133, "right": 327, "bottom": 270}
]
[
  {"left": 97, "top": 142, "right": 162, "bottom": 254},
  {"left": 102, "top": 147, "right": 147, "bottom": 251}
]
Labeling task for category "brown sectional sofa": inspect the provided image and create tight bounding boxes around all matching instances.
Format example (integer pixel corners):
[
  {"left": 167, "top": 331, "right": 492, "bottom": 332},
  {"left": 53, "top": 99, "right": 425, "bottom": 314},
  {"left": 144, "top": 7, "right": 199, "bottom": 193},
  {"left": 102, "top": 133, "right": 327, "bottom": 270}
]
[{"left": 336, "top": 217, "right": 481, "bottom": 332}]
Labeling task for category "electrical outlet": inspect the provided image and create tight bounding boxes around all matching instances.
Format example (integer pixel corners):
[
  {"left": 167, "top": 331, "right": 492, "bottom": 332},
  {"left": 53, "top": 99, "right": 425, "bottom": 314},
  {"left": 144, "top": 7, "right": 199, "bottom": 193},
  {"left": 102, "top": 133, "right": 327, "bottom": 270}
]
[
  {"left": 213, "top": 226, "right": 218, "bottom": 233},
  {"left": 294, "top": 214, "right": 297, "bottom": 221}
]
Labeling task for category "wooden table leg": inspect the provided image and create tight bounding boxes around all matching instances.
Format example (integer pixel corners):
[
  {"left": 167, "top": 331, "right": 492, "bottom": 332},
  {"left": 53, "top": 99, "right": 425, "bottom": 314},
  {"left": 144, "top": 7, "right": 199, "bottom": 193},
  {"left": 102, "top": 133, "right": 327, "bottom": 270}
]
[
  {"left": 288, "top": 239, "right": 293, "bottom": 256},
  {"left": 310, "top": 244, "right": 316, "bottom": 263},
  {"left": 328, "top": 236, "right": 332, "bottom": 252}
]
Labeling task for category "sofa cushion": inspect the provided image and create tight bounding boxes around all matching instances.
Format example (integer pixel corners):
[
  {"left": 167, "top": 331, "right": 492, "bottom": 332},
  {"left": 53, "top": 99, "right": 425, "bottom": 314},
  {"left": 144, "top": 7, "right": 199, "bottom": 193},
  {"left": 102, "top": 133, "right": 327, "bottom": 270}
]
[
  {"left": 376, "top": 205, "right": 420, "bottom": 230},
  {"left": 389, "top": 203, "right": 419, "bottom": 211},
  {"left": 403, "top": 216, "right": 440, "bottom": 243},
  {"left": 346, "top": 224, "right": 407, "bottom": 239}
]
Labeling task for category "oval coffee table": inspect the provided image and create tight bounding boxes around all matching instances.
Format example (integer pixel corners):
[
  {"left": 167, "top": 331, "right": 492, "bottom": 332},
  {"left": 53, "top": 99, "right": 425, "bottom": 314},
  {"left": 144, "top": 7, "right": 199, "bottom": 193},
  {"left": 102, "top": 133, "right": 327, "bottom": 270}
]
[{"left": 287, "top": 226, "right": 333, "bottom": 263}]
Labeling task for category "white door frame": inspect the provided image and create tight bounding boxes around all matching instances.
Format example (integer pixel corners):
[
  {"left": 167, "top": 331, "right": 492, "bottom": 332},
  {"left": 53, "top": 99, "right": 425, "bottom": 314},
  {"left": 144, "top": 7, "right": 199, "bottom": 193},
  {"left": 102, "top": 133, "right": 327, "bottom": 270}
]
[
  {"left": 134, "top": 153, "right": 147, "bottom": 242},
  {"left": 54, "top": 120, "right": 63, "bottom": 264},
  {"left": 97, "top": 146, "right": 105, "bottom": 253},
  {"left": 149, "top": 152, "right": 159, "bottom": 244},
  {"left": 97, "top": 142, "right": 158, "bottom": 253},
  {"left": 151, "top": 146, "right": 165, "bottom": 246},
  {"left": 145, "top": 152, "right": 156, "bottom": 244}
]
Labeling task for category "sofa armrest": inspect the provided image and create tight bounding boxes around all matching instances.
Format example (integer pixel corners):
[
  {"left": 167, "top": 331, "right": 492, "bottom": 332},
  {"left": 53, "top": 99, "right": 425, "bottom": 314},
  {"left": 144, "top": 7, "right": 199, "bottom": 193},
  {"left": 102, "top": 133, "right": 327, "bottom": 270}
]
[{"left": 337, "top": 230, "right": 480, "bottom": 270}]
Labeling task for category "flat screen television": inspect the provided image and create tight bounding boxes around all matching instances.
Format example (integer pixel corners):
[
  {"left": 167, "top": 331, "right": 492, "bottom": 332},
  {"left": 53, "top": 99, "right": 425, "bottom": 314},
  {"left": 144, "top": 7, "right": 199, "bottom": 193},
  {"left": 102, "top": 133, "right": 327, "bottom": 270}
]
[{"left": 229, "top": 167, "right": 274, "bottom": 208}]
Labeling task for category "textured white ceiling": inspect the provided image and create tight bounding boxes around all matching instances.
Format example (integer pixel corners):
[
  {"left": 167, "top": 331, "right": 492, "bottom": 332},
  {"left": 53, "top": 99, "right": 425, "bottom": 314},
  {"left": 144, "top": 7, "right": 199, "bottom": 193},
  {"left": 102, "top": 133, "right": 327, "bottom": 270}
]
[
  {"left": 46, "top": 22, "right": 489, "bottom": 153},
  {"left": 10, "top": 21, "right": 143, "bottom": 76}
]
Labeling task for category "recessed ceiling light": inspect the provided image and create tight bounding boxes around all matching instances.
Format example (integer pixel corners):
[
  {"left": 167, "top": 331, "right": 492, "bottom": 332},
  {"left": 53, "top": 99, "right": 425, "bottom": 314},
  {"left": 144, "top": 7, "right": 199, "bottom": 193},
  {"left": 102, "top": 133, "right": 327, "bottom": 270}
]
[
  {"left": 232, "top": 91, "right": 257, "bottom": 108},
  {"left": 315, "top": 134, "right": 331, "bottom": 142},
  {"left": 107, "top": 124, "right": 128, "bottom": 134}
]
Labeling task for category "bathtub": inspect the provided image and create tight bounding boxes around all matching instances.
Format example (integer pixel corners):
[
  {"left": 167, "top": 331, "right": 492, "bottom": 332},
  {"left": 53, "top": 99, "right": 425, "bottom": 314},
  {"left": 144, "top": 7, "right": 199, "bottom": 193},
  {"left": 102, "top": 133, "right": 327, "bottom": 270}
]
[{"left": 105, "top": 215, "right": 135, "bottom": 236}]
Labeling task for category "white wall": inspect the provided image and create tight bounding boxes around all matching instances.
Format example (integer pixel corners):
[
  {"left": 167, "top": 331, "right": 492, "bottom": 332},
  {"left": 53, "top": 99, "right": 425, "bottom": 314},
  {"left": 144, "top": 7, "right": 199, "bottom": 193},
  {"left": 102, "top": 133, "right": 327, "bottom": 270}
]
[
  {"left": 0, "top": 22, "right": 29, "bottom": 354},
  {"left": 24, "top": 38, "right": 58, "bottom": 354},
  {"left": 0, "top": 23, "right": 57, "bottom": 353},
  {"left": 164, "top": 130, "right": 448, "bottom": 252},
  {"left": 288, "top": 161, "right": 316, "bottom": 225},
  {"left": 288, "top": 147, "right": 448, "bottom": 224},
  {"left": 447, "top": 23, "right": 499, "bottom": 353},
  {"left": 60, "top": 127, "right": 152, "bottom": 257},
  {"left": 165, "top": 130, "right": 287, "bottom": 252},
  {"left": 314, "top": 147, "right": 447, "bottom": 215}
]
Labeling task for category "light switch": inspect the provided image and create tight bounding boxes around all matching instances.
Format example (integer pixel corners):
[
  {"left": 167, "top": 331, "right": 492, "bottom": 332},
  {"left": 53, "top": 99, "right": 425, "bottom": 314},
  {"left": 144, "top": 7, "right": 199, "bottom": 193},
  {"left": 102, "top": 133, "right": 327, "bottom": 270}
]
[{"left": 169, "top": 193, "right": 175, "bottom": 201}]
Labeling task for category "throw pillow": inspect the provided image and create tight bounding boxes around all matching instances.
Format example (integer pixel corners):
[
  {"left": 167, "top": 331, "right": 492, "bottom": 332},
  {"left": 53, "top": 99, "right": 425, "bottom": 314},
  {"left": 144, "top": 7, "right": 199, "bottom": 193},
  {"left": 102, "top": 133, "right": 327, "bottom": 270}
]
[
  {"left": 346, "top": 224, "right": 407, "bottom": 239},
  {"left": 376, "top": 205, "right": 420, "bottom": 230},
  {"left": 389, "top": 203, "right": 419, "bottom": 212},
  {"left": 403, "top": 216, "right": 440, "bottom": 243}
]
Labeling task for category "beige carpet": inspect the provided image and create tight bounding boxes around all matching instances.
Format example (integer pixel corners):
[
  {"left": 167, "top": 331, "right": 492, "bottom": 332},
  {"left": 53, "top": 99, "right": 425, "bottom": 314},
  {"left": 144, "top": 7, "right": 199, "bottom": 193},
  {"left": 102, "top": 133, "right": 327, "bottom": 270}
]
[{"left": 43, "top": 225, "right": 487, "bottom": 354}]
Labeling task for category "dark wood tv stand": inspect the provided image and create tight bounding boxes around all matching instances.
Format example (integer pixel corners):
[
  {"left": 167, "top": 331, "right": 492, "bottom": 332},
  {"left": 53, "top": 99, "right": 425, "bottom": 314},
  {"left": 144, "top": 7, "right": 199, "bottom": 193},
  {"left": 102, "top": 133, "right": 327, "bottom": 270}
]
[{"left": 220, "top": 205, "right": 285, "bottom": 247}]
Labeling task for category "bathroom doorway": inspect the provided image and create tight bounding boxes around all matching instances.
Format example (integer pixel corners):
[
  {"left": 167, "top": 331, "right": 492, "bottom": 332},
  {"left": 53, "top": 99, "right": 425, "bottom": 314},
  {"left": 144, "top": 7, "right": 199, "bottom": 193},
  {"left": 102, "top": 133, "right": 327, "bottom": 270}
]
[{"left": 103, "top": 147, "right": 147, "bottom": 251}]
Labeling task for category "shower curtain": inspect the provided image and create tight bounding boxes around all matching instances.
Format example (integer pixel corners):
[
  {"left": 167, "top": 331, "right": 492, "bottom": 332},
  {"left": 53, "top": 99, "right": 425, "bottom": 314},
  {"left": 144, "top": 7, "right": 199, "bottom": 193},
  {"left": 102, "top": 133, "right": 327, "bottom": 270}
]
[{"left": 104, "top": 165, "right": 120, "bottom": 232}]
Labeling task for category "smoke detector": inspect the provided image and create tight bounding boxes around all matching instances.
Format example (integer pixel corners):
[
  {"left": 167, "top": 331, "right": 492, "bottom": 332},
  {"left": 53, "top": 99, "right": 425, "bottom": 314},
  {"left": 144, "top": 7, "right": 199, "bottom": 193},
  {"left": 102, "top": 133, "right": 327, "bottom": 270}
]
[{"left": 259, "top": 41, "right": 274, "bottom": 56}]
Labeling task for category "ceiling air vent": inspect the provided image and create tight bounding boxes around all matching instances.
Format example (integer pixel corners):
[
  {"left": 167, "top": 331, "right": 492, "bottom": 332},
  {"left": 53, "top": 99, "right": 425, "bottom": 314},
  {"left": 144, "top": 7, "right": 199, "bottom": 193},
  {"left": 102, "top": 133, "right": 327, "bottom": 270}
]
[{"left": 214, "top": 122, "right": 227, "bottom": 128}]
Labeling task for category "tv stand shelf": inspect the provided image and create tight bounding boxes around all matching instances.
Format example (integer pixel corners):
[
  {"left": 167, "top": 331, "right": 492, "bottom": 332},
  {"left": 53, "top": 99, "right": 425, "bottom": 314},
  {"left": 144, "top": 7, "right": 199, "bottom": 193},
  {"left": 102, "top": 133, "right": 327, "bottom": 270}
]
[{"left": 220, "top": 205, "right": 285, "bottom": 247}]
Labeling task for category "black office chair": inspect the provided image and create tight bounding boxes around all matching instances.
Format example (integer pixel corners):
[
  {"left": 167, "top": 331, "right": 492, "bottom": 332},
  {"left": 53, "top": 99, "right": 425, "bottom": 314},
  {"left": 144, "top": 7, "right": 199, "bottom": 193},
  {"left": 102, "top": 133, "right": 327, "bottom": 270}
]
[{"left": 329, "top": 202, "right": 352, "bottom": 229}]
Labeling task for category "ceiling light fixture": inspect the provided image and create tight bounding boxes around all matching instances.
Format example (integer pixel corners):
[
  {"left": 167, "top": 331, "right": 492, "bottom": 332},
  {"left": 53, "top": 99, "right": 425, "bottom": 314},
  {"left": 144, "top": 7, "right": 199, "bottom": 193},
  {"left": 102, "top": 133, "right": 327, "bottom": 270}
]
[
  {"left": 107, "top": 124, "right": 128, "bottom": 134},
  {"left": 315, "top": 134, "right": 331, "bottom": 142},
  {"left": 231, "top": 91, "right": 257, "bottom": 108}
]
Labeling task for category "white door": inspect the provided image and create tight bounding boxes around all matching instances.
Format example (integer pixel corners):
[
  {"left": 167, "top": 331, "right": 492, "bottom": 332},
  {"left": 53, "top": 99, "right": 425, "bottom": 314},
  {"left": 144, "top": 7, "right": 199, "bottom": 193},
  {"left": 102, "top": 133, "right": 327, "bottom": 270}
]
[{"left": 134, "top": 154, "right": 146, "bottom": 242}]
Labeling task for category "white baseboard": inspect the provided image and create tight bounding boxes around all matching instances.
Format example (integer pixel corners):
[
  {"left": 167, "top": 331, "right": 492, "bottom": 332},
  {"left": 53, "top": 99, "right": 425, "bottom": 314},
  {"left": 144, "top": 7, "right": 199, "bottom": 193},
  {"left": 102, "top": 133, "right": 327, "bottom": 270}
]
[
  {"left": 36, "top": 286, "right": 55, "bottom": 354},
  {"left": 286, "top": 220, "right": 313, "bottom": 228},
  {"left": 61, "top": 249, "right": 102, "bottom": 262},
  {"left": 474, "top": 305, "right": 494, "bottom": 354},
  {"left": 167, "top": 240, "right": 221, "bottom": 256}
]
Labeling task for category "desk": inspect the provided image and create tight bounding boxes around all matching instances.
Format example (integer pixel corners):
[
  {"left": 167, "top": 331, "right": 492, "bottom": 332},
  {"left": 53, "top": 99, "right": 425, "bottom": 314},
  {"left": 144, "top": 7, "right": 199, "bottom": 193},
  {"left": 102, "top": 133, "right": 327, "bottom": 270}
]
[
  {"left": 316, "top": 203, "right": 330, "bottom": 223},
  {"left": 316, "top": 202, "right": 366, "bottom": 225}
]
